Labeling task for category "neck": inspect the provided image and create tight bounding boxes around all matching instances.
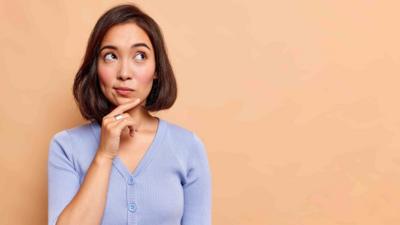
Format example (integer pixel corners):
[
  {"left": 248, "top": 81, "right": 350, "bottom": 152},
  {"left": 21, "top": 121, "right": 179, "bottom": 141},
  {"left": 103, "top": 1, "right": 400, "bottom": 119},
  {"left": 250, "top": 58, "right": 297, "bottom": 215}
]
[{"left": 125, "top": 103, "right": 156, "bottom": 132}]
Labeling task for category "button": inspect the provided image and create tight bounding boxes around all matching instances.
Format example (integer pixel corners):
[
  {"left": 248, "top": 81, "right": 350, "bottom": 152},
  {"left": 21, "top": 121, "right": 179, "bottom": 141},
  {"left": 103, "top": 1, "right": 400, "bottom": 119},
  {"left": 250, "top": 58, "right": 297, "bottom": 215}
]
[
  {"left": 128, "top": 203, "right": 137, "bottom": 212},
  {"left": 128, "top": 176, "right": 134, "bottom": 185}
]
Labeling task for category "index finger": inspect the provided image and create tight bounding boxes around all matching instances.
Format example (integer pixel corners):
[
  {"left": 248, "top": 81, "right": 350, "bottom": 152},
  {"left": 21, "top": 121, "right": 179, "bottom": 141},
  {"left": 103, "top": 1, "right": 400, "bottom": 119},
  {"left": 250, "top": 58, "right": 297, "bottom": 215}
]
[{"left": 108, "top": 98, "right": 141, "bottom": 117}]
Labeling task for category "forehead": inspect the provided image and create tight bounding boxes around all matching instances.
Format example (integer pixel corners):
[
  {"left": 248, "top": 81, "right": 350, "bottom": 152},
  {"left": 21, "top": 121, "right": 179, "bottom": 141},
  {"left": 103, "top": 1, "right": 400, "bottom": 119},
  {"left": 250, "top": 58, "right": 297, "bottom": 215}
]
[{"left": 100, "top": 22, "right": 153, "bottom": 49}]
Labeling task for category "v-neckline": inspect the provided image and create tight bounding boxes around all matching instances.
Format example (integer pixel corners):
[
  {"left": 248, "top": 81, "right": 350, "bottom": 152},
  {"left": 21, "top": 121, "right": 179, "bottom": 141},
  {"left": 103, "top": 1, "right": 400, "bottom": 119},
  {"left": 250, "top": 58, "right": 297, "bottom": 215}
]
[{"left": 90, "top": 117, "right": 167, "bottom": 180}]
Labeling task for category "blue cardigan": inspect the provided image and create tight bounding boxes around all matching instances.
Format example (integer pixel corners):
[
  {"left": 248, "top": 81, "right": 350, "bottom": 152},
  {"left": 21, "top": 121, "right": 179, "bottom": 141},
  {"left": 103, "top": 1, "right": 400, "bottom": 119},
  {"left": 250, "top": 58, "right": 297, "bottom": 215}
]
[{"left": 48, "top": 118, "right": 212, "bottom": 225}]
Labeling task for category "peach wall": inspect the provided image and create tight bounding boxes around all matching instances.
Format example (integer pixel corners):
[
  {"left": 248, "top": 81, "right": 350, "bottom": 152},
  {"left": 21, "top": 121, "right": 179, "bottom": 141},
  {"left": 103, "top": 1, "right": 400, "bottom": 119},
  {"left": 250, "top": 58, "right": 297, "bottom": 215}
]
[{"left": 1, "top": 0, "right": 400, "bottom": 224}]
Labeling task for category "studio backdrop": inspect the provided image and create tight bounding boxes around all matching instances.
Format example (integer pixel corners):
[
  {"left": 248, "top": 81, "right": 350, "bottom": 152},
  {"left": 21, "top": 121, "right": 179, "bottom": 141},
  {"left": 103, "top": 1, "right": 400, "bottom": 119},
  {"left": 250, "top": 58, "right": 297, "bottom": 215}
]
[{"left": 1, "top": 0, "right": 400, "bottom": 224}]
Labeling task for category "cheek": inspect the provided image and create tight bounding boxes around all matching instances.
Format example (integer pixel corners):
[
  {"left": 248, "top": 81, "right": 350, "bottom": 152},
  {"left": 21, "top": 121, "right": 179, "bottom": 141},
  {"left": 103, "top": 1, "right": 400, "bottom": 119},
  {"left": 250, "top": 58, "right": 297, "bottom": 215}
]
[
  {"left": 136, "top": 73, "right": 154, "bottom": 84},
  {"left": 97, "top": 65, "right": 115, "bottom": 87},
  {"left": 136, "top": 66, "right": 155, "bottom": 85}
]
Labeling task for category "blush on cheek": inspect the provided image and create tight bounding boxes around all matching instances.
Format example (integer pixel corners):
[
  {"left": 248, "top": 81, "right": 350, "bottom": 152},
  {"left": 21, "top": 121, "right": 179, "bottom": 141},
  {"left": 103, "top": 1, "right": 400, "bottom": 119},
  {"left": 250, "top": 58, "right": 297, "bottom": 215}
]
[
  {"left": 97, "top": 66, "right": 115, "bottom": 87},
  {"left": 136, "top": 74, "right": 154, "bottom": 84},
  {"left": 135, "top": 67, "right": 155, "bottom": 84}
]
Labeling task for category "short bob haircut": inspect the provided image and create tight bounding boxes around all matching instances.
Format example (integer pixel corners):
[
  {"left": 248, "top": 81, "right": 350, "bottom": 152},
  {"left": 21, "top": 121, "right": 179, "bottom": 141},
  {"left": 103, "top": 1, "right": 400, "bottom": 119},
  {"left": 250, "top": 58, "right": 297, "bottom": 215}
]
[{"left": 73, "top": 4, "right": 177, "bottom": 125}]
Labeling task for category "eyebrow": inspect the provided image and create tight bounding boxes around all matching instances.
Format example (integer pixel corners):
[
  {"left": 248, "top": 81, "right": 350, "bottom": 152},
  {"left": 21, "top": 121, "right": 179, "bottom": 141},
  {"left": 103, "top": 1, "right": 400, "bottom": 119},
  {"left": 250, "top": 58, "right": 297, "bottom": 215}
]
[{"left": 99, "top": 43, "right": 151, "bottom": 53}]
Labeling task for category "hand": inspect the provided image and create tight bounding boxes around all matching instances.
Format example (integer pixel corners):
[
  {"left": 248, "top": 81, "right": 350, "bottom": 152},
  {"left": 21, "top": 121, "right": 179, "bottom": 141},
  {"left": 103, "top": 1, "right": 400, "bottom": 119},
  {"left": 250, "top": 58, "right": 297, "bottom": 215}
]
[{"left": 97, "top": 98, "right": 141, "bottom": 160}]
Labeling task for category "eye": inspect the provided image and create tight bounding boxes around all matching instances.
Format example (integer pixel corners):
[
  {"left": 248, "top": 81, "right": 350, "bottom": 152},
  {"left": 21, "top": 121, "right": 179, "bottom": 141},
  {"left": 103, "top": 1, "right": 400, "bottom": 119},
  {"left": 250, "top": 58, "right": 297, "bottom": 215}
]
[
  {"left": 103, "top": 52, "right": 117, "bottom": 62},
  {"left": 134, "top": 52, "right": 146, "bottom": 62}
]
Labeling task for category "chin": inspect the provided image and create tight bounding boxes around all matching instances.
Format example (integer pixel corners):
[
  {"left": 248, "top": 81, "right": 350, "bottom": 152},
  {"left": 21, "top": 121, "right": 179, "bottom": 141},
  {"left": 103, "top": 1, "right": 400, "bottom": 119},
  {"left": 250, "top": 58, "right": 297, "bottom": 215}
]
[
  {"left": 116, "top": 97, "right": 132, "bottom": 104},
  {"left": 116, "top": 96, "right": 141, "bottom": 105}
]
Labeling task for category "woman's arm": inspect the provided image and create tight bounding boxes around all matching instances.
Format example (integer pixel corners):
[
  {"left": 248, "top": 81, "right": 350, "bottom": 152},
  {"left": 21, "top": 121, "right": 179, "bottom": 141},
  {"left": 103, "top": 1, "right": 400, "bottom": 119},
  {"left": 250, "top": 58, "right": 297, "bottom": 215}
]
[
  {"left": 48, "top": 132, "right": 113, "bottom": 225},
  {"left": 181, "top": 133, "right": 212, "bottom": 225},
  {"left": 49, "top": 99, "right": 141, "bottom": 225},
  {"left": 48, "top": 98, "right": 141, "bottom": 225},
  {"left": 55, "top": 152, "right": 112, "bottom": 225}
]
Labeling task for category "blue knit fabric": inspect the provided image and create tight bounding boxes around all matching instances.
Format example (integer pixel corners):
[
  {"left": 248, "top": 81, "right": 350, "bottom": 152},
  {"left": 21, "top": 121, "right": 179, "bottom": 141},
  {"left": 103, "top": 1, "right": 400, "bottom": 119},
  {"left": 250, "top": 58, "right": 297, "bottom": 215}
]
[{"left": 48, "top": 118, "right": 211, "bottom": 225}]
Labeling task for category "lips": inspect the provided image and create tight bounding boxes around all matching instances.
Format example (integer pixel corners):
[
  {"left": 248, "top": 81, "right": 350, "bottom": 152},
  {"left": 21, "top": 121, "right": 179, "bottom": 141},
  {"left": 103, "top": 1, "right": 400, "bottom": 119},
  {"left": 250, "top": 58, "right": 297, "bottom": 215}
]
[
  {"left": 114, "top": 87, "right": 134, "bottom": 96},
  {"left": 114, "top": 87, "right": 134, "bottom": 91}
]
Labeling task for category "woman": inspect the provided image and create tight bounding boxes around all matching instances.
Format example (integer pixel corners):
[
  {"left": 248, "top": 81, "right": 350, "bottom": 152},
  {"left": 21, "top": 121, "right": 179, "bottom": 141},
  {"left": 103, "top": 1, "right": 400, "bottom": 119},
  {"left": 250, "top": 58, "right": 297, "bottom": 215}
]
[{"left": 48, "top": 4, "right": 211, "bottom": 225}]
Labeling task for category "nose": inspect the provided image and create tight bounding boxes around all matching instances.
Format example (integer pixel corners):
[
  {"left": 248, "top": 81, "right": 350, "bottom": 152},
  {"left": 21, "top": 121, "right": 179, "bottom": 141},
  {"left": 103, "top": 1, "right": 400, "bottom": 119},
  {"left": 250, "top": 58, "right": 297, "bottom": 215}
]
[{"left": 117, "top": 58, "right": 133, "bottom": 80}]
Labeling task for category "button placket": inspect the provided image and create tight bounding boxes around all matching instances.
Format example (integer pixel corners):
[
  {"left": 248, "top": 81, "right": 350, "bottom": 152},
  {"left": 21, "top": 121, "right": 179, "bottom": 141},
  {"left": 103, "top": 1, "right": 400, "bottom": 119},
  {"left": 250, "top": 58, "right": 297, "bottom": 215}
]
[
  {"left": 127, "top": 176, "right": 137, "bottom": 225},
  {"left": 128, "top": 176, "right": 135, "bottom": 185},
  {"left": 128, "top": 202, "right": 137, "bottom": 212}
]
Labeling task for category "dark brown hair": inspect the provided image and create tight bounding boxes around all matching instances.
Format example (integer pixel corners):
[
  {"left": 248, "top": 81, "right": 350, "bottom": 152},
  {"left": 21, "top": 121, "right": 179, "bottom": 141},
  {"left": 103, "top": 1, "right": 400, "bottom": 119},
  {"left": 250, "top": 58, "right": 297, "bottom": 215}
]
[{"left": 73, "top": 4, "right": 177, "bottom": 125}]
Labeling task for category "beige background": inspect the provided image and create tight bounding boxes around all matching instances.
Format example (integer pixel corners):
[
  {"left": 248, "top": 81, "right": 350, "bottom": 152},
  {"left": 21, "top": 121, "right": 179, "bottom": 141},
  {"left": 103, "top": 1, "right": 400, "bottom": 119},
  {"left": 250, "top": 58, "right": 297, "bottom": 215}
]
[{"left": 1, "top": 0, "right": 400, "bottom": 224}]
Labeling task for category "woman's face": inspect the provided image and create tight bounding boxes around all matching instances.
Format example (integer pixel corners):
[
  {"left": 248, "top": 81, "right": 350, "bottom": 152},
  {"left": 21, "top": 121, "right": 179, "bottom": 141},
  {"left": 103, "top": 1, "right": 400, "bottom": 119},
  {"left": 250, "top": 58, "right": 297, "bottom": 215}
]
[{"left": 97, "top": 22, "right": 156, "bottom": 107}]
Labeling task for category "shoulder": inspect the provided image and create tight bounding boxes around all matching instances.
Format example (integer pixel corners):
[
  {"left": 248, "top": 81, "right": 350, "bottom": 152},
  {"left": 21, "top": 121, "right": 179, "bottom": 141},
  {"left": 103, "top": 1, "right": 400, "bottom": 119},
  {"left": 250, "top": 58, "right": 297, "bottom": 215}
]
[
  {"left": 162, "top": 119, "right": 207, "bottom": 158},
  {"left": 66, "top": 121, "right": 97, "bottom": 139},
  {"left": 163, "top": 119, "right": 204, "bottom": 146},
  {"left": 49, "top": 121, "right": 98, "bottom": 155},
  {"left": 50, "top": 121, "right": 94, "bottom": 142}
]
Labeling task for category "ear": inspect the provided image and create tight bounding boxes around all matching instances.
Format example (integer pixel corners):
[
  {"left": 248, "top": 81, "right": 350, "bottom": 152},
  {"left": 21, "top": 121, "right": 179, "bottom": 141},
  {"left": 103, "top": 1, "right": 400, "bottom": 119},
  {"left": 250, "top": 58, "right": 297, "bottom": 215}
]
[{"left": 153, "top": 73, "right": 158, "bottom": 79}]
